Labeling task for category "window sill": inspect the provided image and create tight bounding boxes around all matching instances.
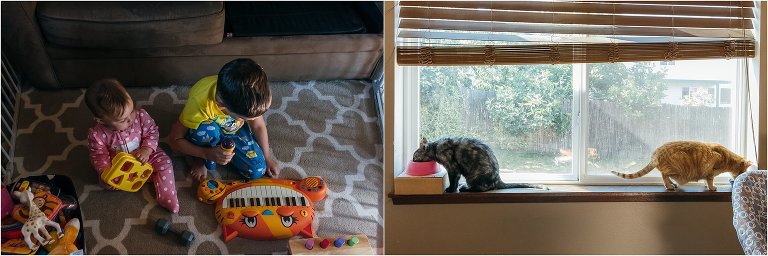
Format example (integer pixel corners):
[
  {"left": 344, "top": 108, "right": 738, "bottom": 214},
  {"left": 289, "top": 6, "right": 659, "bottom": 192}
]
[{"left": 388, "top": 185, "right": 733, "bottom": 204}]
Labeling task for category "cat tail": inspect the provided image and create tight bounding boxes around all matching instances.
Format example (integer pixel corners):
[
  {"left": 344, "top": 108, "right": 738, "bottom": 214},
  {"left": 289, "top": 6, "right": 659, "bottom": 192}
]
[
  {"left": 611, "top": 162, "right": 655, "bottom": 179},
  {"left": 497, "top": 182, "right": 549, "bottom": 190}
]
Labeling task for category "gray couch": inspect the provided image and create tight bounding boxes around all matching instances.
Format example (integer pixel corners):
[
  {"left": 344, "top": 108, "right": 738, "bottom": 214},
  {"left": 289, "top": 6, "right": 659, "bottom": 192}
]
[{"left": 1, "top": 2, "right": 383, "bottom": 89}]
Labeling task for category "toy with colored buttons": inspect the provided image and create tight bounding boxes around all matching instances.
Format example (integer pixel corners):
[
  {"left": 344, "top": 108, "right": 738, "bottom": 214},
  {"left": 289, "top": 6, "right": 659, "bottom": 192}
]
[
  {"left": 196, "top": 179, "right": 231, "bottom": 204},
  {"left": 288, "top": 235, "right": 373, "bottom": 255},
  {"left": 297, "top": 177, "right": 326, "bottom": 202}
]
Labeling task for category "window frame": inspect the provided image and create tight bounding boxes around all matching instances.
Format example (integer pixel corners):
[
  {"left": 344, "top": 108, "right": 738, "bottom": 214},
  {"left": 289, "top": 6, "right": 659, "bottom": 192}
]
[{"left": 397, "top": 60, "right": 751, "bottom": 185}]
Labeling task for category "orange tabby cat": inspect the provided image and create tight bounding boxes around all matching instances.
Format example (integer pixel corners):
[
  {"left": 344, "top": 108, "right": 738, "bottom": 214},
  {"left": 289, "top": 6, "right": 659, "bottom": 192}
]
[{"left": 611, "top": 141, "right": 752, "bottom": 191}]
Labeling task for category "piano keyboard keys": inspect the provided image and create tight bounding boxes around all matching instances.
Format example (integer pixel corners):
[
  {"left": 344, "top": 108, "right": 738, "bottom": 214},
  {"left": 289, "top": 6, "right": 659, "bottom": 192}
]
[{"left": 221, "top": 185, "right": 310, "bottom": 208}]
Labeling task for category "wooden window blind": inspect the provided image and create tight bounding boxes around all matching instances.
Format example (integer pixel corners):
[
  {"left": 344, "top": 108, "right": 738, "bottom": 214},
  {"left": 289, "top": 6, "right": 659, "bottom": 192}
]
[{"left": 396, "top": 1, "right": 757, "bottom": 65}]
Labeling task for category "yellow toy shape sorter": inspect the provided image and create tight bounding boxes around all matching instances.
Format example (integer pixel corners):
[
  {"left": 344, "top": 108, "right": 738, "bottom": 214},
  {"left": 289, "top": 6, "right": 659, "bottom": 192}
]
[{"left": 100, "top": 152, "right": 153, "bottom": 192}]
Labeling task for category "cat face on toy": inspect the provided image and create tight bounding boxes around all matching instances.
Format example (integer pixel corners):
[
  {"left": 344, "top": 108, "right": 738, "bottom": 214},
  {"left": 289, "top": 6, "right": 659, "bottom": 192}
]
[
  {"left": 217, "top": 202, "right": 313, "bottom": 240},
  {"left": 412, "top": 137, "right": 434, "bottom": 162}
]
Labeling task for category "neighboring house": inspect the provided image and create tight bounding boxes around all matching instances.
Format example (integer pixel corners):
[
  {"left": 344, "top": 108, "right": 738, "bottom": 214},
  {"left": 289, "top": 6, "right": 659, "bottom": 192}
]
[{"left": 661, "top": 79, "right": 732, "bottom": 107}]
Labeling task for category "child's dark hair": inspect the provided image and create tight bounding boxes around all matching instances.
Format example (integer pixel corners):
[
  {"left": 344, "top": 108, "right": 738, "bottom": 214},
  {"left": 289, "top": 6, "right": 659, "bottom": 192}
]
[
  {"left": 217, "top": 58, "right": 271, "bottom": 118},
  {"left": 85, "top": 79, "right": 131, "bottom": 119}
]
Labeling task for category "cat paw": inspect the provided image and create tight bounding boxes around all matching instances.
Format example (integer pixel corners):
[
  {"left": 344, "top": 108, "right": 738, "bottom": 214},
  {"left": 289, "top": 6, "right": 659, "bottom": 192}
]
[
  {"left": 444, "top": 187, "right": 457, "bottom": 193},
  {"left": 706, "top": 186, "right": 717, "bottom": 192},
  {"left": 664, "top": 186, "right": 677, "bottom": 191}
]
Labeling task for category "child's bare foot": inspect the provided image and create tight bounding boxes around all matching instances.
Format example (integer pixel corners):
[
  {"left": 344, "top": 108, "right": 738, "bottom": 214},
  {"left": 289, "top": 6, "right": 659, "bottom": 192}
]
[
  {"left": 190, "top": 164, "right": 208, "bottom": 181},
  {"left": 185, "top": 156, "right": 208, "bottom": 181}
]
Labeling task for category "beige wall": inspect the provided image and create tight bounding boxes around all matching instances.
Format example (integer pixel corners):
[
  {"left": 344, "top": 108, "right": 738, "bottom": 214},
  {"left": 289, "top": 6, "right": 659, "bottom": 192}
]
[
  {"left": 385, "top": 202, "right": 741, "bottom": 254},
  {"left": 383, "top": 2, "right": 753, "bottom": 254}
]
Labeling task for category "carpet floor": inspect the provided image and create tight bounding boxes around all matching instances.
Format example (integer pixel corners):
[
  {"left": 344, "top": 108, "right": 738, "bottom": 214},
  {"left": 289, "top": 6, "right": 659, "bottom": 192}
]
[{"left": 10, "top": 80, "right": 383, "bottom": 254}]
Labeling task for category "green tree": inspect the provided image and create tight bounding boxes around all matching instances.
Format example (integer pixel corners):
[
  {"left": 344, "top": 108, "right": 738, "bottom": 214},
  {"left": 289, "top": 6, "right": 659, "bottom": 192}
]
[
  {"left": 418, "top": 66, "right": 472, "bottom": 140},
  {"left": 588, "top": 62, "right": 667, "bottom": 117},
  {"left": 419, "top": 62, "right": 668, "bottom": 145},
  {"left": 484, "top": 65, "right": 572, "bottom": 136}
]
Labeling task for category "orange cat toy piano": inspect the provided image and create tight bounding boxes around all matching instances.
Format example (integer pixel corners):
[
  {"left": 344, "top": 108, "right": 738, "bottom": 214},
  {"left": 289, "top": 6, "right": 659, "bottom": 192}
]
[{"left": 197, "top": 177, "right": 327, "bottom": 242}]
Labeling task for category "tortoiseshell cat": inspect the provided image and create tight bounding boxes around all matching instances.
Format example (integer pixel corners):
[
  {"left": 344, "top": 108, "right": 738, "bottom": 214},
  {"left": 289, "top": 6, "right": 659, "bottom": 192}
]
[
  {"left": 413, "top": 137, "right": 548, "bottom": 192},
  {"left": 612, "top": 141, "right": 752, "bottom": 191}
]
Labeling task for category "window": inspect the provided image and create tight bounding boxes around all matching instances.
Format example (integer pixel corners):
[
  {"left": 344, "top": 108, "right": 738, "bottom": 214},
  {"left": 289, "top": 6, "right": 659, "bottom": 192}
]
[
  {"left": 585, "top": 59, "right": 741, "bottom": 183},
  {"left": 404, "top": 59, "right": 746, "bottom": 184},
  {"left": 395, "top": 1, "right": 757, "bottom": 185},
  {"left": 682, "top": 87, "right": 690, "bottom": 98},
  {"left": 721, "top": 88, "right": 732, "bottom": 105},
  {"left": 418, "top": 65, "right": 575, "bottom": 181}
]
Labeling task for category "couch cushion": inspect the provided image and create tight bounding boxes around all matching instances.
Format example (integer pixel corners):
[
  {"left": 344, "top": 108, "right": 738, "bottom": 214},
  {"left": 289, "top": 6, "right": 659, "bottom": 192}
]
[
  {"left": 224, "top": 2, "right": 366, "bottom": 37},
  {"left": 36, "top": 2, "right": 224, "bottom": 49},
  {"left": 45, "top": 34, "right": 383, "bottom": 87}
]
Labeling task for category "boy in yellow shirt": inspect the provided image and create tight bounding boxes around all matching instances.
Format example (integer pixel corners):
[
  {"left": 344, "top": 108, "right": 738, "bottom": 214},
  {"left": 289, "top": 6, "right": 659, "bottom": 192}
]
[{"left": 169, "top": 58, "right": 278, "bottom": 181}]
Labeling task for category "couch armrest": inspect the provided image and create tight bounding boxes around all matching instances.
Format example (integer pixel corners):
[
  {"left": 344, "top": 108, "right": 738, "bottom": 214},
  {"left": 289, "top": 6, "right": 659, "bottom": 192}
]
[{"left": 1, "top": 1, "right": 59, "bottom": 89}]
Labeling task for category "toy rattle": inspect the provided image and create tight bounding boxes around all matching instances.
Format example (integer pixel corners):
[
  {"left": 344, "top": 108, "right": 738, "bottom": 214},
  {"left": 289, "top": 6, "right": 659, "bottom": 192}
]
[
  {"left": 100, "top": 152, "right": 153, "bottom": 192},
  {"left": 205, "top": 137, "right": 236, "bottom": 171}
]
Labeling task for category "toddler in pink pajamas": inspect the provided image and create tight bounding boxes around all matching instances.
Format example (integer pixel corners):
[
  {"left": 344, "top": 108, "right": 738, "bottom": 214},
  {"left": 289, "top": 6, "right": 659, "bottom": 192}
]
[{"left": 85, "top": 79, "right": 179, "bottom": 213}]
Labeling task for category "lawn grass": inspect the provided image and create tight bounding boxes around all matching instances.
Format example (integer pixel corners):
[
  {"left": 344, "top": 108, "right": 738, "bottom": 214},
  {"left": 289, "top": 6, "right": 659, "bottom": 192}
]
[
  {"left": 494, "top": 148, "right": 648, "bottom": 175},
  {"left": 494, "top": 149, "right": 569, "bottom": 174}
]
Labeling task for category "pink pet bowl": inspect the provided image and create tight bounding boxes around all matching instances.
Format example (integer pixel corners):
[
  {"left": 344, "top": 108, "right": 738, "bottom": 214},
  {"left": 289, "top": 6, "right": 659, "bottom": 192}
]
[{"left": 407, "top": 161, "right": 439, "bottom": 176}]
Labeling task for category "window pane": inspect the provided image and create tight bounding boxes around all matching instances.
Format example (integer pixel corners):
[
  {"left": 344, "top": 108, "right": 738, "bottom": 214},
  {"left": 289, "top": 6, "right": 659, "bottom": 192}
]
[
  {"left": 419, "top": 65, "right": 573, "bottom": 176},
  {"left": 720, "top": 88, "right": 731, "bottom": 105},
  {"left": 586, "top": 60, "right": 738, "bottom": 176}
]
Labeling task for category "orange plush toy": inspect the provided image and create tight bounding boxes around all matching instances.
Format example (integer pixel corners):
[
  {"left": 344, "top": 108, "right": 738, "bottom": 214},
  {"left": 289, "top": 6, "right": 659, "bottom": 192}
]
[{"left": 46, "top": 218, "right": 80, "bottom": 255}]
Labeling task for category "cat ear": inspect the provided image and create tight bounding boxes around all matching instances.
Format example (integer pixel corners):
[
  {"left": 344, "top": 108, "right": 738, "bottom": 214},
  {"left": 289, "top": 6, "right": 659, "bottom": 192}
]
[{"left": 419, "top": 137, "right": 428, "bottom": 149}]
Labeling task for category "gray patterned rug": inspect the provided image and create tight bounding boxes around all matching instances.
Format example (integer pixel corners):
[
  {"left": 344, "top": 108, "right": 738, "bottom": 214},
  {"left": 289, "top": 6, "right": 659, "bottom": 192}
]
[{"left": 10, "top": 80, "right": 383, "bottom": 254}]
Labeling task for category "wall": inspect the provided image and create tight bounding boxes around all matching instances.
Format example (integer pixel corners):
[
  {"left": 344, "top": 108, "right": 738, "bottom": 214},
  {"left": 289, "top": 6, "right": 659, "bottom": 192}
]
[
  {"left": 384, "top": 2, "right": 748, "bottom": 254},
  {"left": 385, "top": 202, "right": 742, "bottom": 254},
  {"left": 759, "top": 1, "right": 767, "bottom": 169}
]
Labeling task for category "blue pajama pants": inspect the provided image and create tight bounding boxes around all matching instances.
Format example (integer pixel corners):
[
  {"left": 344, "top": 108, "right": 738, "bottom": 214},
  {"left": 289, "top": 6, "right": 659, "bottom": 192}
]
[{"left": 186, "top": 120, "right": 266, "bottom": 180}]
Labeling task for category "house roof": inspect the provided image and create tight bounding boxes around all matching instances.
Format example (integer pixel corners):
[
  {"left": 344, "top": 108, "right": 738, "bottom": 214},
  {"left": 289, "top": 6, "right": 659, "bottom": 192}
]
[{"left": 664, "top": 78, "right": 731, "bottom": 84}]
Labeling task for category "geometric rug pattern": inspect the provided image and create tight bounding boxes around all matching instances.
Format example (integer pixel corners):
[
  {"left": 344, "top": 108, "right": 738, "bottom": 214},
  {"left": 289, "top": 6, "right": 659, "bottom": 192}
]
[{"left": 10, "top": 80, "right": 382, "bottom": 254}]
